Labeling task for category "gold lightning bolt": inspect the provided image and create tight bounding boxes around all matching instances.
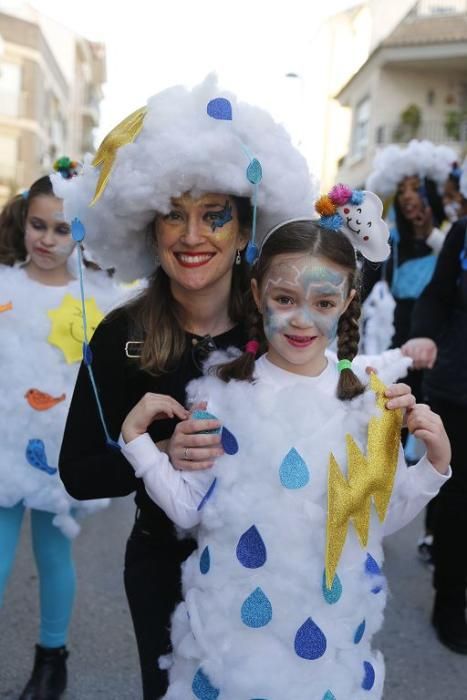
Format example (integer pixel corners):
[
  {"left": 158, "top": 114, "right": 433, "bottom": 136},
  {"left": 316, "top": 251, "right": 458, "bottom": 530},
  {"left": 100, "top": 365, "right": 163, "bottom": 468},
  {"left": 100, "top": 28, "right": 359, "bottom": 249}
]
[
  {"left": 325, "top": 373, "right": 403, "bottom": 588},
  {"left": 91, "top": 106, "right": 147, "bottom": 205}
]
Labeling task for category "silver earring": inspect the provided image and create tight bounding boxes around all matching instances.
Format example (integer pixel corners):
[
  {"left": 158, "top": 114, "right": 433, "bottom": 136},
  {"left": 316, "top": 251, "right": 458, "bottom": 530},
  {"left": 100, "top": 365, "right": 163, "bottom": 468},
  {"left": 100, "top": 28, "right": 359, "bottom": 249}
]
[{"left": 235, "top": 250, "right": 241, "bottom": 265}]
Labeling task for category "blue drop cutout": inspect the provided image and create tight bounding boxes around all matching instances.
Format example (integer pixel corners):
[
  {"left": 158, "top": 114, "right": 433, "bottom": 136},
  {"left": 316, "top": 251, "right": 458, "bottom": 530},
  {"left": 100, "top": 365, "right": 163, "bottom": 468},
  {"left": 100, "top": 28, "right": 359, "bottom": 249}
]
[
  {"left": 200, "top": 546, "right": 210, "bottom": 575},
  {"left": 362, "top": 661, "right": 375, "bottom": 691},
  {"left": 25, "top": 439, "right": 57, "bottom": 475},
  {"left": 294, "top": 618, "right": 327, "bottom": 660},
  {"left": 322, "top": 570, "right": 342, "bottom": 604},
  {"left": 207, "top": 97, "right": 232, "bottom": 121},
  {"left": 365, "top": 553, "right": 383, "bottom": 594},
  {"left": 236, "top": 525, "right": 267, "bottom": 568},
  {"left": 241, "top": 587, "right": 272, "bottom": 628},
  {"left": 279, "top": 448, "right": 310, "bottom": 489},
  {"left": 197, "top": 478, "right": 217, "bottom": 512},
  {"left": 246, "top": 158, "right": 263, "bottom": 185},
  {"left": 192, "top": 668, "right": 220, "bottom": 700},
  {"left": 221, "top": 426, "right": 238, "bottom": 454},
  {"left": 354, "top": 619, "right": 366, "bottom": 644},
  {"left": 245, "top": 241, "right": 259, "bottom": 264},
  {"left": 191, "top": 409, "right": 221, "bottom": 434},
  {"left": 71, "top": 217, "right": 86, "bottom": 242},
  {"left": 323, "top": 692, "right": 336, "bottom": 700}
]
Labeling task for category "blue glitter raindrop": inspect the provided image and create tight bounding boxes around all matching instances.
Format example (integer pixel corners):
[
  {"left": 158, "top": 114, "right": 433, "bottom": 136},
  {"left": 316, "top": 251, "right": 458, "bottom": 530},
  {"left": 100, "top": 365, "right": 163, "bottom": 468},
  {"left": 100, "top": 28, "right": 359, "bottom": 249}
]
[
  {"left": 323, "top": 692, "right": 336, "bottom": 700},
  {"left": 221, "top": 426, "right": 239, "bottom": 454},
  {"left": 197, "top": 478, "right": 217, "bottom": 511},
  {"left": 191, "top": 410, "right": 221, "bottom": 434},
  {"left": 362, "top": 661, "right": 375, "bottom": 691},
  {"left": 192, "top": 668, "right": 220, "bottom": 700},
  {"left": 246, "top": 158, "right": 263, "bottom": 185},
  {"left": 207, "top": 98, "right": 232, "bottom": 121},
  {"left": 245, "top": 241, "right": 259, "bottom": 264},
  {"left": 25, "top": 439, "right": 57, "bottom": 475},
  {"left": 71, "top": 217, "right": 86, "bottom": 242},
  {"left": 354, "top": 619, "right": 366, "bottom": 644},
  {"left": 236, "top": 525, "right": 267, "bottom": 568},
  {"left": 200, "top": 546, "right": 210, "bottom": 575},
  {"left": 365, "top": 553, "right": 383, "bottom": 594},
  {"left": 241, "top": 587, "right": 272, "bottom": 628},
  {"left": 322, "top": 570, "right": 342, "bottom": 605},
  {"left": 279, "top": 448, "right": 310, "bottom": 489},
  {"left": 294, "top": 618, "right": 327, "bottom": 660}
]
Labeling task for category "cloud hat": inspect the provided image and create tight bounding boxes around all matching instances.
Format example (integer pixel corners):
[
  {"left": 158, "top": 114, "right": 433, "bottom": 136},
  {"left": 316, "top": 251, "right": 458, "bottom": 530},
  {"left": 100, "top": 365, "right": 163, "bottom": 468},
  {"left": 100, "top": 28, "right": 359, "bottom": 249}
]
[{"left": 52, "top": 74, "right": 317, "bottom": 282}]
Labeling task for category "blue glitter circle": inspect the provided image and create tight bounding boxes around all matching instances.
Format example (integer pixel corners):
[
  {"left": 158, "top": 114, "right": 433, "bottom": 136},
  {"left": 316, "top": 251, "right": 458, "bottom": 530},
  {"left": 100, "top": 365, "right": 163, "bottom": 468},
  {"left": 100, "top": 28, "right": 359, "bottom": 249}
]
[
  {"left": 294, "top": 618, "right": 327, "bottom": 660},
  {"left": 192, "top": 668, "right": 220, "bottom": 700},
  {"left": 241, "top": 587, "right": 273, "bottom": 628},
  {"left": 354, "top": 619, "right": 366, "bottom": 644},
  {"left": 362, "top": 661, "right": 375, "bottom": 691},
  {"left": 322, "top": 570, "right": 342, "bottom": 605},
  {"left": 236, "top": 525, "right": 267, "bottom": 568},
  {"left": 206, "top": 97, "right": 232, "bottom": 121},
  {"left": 200, "top": 546, "right": 210, "bottom": 575}
]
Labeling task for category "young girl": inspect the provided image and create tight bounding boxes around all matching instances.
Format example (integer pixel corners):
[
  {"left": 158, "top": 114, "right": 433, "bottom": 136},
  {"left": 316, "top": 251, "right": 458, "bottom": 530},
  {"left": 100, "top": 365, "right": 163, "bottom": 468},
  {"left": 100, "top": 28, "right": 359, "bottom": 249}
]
[
  {"left": 119, "top": 191, "right": 451, "bottom": 699},
  {"left": 0, "top": 167, "right": 125, "bottom": 699}
]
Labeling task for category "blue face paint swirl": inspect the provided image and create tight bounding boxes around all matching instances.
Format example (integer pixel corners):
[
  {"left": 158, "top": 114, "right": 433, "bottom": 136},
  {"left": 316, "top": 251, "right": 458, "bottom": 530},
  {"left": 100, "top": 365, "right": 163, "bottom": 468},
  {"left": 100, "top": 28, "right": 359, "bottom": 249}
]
[{"left": 210, "top": 200, "right": 233, "bottom": 232}]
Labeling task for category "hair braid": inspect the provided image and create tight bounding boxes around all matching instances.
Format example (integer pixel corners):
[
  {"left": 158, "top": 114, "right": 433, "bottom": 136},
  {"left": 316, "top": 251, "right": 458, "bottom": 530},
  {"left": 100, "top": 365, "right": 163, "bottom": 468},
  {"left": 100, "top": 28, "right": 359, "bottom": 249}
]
[
  {"left": 336, "top": 291, "right": 365, "bottom": 400},
  {"left": 216, "top": 287, "right": 266, "bottom": 382}
]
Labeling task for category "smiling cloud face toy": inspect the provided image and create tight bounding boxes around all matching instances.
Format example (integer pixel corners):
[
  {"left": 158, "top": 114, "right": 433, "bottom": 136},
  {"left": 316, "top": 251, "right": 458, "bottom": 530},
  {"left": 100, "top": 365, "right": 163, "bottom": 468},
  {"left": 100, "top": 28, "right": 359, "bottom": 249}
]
[{"left": 316, "top": 184, "right": 390, "bottom": 263}]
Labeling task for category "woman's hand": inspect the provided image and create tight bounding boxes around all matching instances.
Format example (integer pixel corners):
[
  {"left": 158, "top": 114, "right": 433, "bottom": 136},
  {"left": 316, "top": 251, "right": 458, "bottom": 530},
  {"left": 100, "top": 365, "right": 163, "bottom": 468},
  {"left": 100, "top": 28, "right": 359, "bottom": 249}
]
[
  {"left": 121, "top": 393, "right": 189, "bottom": 444},
  {"left": 401, "top": 338, "right": 438, "bottom": 369},
  {"left": 406, "top": 404, "right": 451, "bottom": 475},
  {"left": 167, "top": 402, "right": 224, "bottom": 471}
]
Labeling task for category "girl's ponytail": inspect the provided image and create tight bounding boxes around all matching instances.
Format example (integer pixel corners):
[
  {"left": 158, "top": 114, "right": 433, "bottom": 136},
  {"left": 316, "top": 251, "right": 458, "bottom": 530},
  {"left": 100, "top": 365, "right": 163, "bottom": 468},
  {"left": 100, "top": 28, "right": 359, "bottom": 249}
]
[
  {"left": 336, "top": 291, "right": 365, "bottom": 400},
  {"left": 0, "top": 194, "right": 28, "bottom": 266}
]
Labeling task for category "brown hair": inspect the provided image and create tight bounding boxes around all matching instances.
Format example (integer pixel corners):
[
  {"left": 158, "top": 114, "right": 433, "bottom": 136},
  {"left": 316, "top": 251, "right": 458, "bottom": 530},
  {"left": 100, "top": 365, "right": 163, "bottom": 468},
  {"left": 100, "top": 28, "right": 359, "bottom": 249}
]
[
  {"left": 0, "top": 175, "right": 53, "bottom": 266},
  {"left": 120, "top": 195, "right": 253, "bottom": 375},
  {"left": 216, "top": 220, "right": 365, "bottom": 401}
]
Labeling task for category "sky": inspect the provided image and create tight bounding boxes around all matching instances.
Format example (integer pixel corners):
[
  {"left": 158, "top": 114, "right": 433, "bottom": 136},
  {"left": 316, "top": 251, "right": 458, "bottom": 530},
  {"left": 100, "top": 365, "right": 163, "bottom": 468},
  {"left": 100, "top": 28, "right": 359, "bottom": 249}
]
[{"left": 19, "top": 0, "right": 357, "bottom": 141}]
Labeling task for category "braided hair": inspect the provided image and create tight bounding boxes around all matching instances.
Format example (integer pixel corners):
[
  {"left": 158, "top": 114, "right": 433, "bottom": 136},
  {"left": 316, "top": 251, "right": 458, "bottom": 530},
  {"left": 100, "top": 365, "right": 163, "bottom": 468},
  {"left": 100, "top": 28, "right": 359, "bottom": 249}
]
[{"left": 217, "top": 220, "right": 365, "bottom": 399}]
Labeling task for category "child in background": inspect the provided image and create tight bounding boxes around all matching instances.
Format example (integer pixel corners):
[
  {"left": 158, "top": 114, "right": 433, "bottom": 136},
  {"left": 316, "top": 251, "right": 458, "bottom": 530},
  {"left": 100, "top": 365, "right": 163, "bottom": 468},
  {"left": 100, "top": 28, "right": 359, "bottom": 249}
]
[
  {"left": 119, "top": 188, "right": 451, "bottom": 699},
  {"left": 0, "top": 164, "right": 125, "bottom": 699}
]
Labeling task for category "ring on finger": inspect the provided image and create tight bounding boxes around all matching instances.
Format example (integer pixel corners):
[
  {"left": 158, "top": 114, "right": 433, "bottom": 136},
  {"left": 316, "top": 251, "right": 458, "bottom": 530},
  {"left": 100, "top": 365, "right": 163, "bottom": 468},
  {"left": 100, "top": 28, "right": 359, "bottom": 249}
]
[{"left": 184, "top": 447, "right": 190, "bottom": 460}]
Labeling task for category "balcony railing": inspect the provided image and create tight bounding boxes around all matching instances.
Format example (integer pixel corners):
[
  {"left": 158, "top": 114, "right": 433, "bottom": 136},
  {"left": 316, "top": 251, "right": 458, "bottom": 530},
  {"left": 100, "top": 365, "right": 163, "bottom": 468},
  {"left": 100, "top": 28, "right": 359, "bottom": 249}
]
[
  {"left": 416, "top": 0, "right": 467, "bottom": 15},
  {"left": 375, "top": 119, "right": 467, "bottom": 146}
]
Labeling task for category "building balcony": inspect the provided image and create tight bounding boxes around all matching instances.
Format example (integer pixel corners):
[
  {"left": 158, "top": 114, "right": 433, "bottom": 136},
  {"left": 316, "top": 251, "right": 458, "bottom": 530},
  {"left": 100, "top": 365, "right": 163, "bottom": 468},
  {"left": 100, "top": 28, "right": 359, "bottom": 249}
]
[{"left": 374, "top": 118, "right": 467, "bottom": 147}]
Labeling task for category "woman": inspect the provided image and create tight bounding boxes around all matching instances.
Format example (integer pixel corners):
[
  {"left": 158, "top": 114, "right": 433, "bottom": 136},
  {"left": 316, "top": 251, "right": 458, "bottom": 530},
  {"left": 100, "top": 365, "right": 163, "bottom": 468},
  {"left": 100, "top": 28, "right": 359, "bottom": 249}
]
[{"left": 55, "top": 78, "right": 417, "bottom": 698}]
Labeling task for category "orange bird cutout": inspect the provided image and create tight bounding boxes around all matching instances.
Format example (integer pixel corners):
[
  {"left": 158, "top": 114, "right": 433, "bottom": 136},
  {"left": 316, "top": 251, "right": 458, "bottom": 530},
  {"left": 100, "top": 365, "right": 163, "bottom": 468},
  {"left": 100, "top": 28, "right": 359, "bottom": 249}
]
[
  {"left": 0, "top": 301, "right": 12, "bottom": 313},
  {"left": 25, "top": 389, "right": 66, "bottom": 411}
]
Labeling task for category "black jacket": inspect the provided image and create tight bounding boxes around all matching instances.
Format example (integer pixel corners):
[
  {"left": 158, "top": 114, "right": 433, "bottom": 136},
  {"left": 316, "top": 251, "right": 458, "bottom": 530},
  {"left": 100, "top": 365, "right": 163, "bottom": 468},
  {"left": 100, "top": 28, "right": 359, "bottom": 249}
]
[
  {"left": 59, "top": 308, "right": 246, "bottom": 546},
  {"left": 410, "top": 217, "right": 467, "bottom": 406}
]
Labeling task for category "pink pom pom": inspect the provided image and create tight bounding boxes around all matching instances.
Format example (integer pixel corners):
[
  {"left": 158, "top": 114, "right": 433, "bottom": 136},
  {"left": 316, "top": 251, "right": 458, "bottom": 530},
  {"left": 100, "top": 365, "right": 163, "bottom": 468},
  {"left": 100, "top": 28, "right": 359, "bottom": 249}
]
[{"left": 329, "top": 183, "right": 352, "bottom": 206}]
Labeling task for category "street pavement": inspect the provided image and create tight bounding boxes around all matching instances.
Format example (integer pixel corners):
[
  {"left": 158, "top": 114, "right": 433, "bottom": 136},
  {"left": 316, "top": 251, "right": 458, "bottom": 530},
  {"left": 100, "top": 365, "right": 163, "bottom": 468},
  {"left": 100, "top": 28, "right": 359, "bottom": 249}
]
[{"left": 1, "top": 496, "right": 466, "bottom": 699}]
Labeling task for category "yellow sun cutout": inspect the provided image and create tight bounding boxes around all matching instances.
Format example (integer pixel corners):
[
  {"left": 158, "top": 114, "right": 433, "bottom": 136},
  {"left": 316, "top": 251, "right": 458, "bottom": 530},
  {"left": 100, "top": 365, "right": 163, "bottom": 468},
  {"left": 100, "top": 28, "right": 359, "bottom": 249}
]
[{"left": 48, "top": 294, "right": 104, "bottom": 364}]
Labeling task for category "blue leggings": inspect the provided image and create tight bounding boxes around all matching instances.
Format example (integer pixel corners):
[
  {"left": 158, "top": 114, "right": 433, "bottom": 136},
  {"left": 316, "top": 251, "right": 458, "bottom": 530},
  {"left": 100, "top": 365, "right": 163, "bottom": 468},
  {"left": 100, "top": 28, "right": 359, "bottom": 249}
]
[{"left": 0, "top": 503, "right": 76, "bottom": 647}]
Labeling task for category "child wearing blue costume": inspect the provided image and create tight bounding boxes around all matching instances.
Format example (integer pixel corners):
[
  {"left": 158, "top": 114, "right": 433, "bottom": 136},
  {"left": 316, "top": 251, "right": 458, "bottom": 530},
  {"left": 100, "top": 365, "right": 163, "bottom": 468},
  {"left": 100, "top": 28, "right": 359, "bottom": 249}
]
[
  {"left": 120, "top": 187, "right": 451, "bottom": 700},
  {"left": 0, "top": 164, "right": 124, "bottom": 699}
]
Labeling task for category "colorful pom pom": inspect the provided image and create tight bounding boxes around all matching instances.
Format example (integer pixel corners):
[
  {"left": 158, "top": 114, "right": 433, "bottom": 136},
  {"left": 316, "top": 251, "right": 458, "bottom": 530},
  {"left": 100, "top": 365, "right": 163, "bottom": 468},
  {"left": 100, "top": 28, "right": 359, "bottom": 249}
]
[
  {"left": 318, "top": 214, "right": 344, "bottom": 231},
  {"left": 329, "top": 183, "right": 352, "bottom": 206},
  {"left": 350, "top": 189, "right": 365, "bottom": 205},
  {"left": 315, "top": 195, "right": 337, "bottom": 217}
]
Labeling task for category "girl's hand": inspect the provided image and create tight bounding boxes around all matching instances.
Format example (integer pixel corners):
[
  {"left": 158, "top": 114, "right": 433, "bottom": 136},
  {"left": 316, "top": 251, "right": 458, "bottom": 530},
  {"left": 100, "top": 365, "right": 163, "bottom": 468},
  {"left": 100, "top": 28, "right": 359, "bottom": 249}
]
[
  {"left": 401, "top": 338, "right": 438, "bottom": 369},
  {"left": 384, "top": 382, "right": 416, "bottom": 412},
  {"left": 406, "top": 404, "right": 451, "bottom": 474},
  {"left": 122, "top": 393, "right": 189, "bottom": 444},
  {"left": 167, "top": 402, "right": 224, "bottom": 471}
]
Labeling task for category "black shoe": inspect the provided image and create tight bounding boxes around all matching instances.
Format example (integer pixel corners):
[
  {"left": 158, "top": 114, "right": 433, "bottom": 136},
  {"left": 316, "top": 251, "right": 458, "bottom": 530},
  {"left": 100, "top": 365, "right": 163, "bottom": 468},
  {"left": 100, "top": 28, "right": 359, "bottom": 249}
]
[
  {"left": 432, "top": 606, "right": 467, "bottom": 655},
  {"left": 19, "top": 645, "right": 69, "bottom": 700}
]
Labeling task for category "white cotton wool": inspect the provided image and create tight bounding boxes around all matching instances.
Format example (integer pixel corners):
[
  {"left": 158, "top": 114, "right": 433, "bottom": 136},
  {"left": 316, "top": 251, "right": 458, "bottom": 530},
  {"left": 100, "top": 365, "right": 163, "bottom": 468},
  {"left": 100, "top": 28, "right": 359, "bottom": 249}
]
[
  {"left": 0, "top": 264, "right": 131, "bottom": 537},
  {"left": 51, "top": 74, "right": 317, "bottom": 282},
  {"left": 163, "top": 361, "right": 396, "bottom": 699}
]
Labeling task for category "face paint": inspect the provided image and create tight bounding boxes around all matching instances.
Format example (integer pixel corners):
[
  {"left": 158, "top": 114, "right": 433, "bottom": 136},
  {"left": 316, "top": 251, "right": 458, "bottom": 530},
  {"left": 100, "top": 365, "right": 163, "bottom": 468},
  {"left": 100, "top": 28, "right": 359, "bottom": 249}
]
[
  {"left": 52, "top": 240, "right": 76, "bottom": 259},
  {"left": 210, "top": 200, "right": 233, "bottom": 233}
]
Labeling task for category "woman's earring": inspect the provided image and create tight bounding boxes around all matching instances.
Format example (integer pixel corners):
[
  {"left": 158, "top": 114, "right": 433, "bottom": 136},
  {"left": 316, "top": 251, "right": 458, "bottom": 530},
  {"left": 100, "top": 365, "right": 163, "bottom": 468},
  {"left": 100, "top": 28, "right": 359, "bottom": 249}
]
[{"left": 235, "top": 250, "right": 241, "bottom": 265}]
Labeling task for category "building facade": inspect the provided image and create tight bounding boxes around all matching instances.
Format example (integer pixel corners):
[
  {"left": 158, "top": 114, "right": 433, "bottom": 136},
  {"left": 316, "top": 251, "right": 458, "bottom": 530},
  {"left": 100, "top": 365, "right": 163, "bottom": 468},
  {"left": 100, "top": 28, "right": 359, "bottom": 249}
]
[{"left": 0, "top": 3, "right": 105, "bottom": 203}]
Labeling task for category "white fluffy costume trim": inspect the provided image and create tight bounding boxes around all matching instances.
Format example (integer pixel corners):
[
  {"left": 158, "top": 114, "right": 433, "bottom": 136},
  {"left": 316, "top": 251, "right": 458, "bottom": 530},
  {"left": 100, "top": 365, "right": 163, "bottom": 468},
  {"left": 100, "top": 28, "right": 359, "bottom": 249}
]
[
  {"left": 0, "top": 265, "right": 126, "bottom": 537},
  {"left": 366, "top": 140, "right": 458, "bottom": 198},
  {"left": 51, "top": 74, "right": 317, "bottom": 282},
  {"left": 161, "top": 360, "right": 412, "bottom": 700}
]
